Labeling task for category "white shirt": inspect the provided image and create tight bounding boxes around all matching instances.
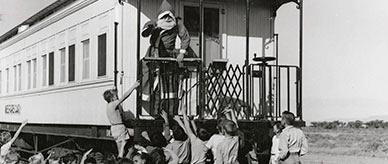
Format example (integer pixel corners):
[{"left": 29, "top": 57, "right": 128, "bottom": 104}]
[
  {"left": 205, "top": 134, "right": 225, "bottom": 160},
  {"left": 278, "top": 126, "right": 308, "bottom": 160},
  {"left": 270, "top": 134, "right": 281, "bottom": 164},
  {"left": 271, "top": 135, "right": 280, "bottom": 155}
]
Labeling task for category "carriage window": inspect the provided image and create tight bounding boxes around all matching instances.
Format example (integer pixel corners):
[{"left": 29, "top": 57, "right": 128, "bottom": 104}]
[
  {"left": 60, "top": 48, "right": 66, "bottom": 82},
  {"left": 68, "top": 45, "right": 75, "bottom": 82},
  {"left": 6, "top": 68, "right": 9, "bottom": 93},
  {"left": 49, "top": 52, "right": 54, "bottom": 86},
  {"left": 32, "top": 59, "right": 37, "bottom": 88},
  {"left": 82, "top": 39, "right": 90, "bottom": 79},
  {"left": 13, "top": 65, "right": 17, "bottom": 91},
  {"left": 27, "top": 60, "right": 31, "bottom": 89},
  {"left": 18, "top": 64, "right": 22, "bottom": 90},
  {"left": 98, "top": 33, "right": 107, "bottom": 77},
  {"left": 42, "top": 55, "right": 47, "bottom": 86}
]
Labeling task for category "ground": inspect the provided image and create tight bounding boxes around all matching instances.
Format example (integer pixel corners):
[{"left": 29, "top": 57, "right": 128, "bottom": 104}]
[{"left": 301, "top": 127, "right": 388, "bottom": 164}]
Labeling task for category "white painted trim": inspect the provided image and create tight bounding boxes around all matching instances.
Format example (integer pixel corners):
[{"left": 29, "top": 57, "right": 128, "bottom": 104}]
[{"left": 0, "top": 78, "right": 113, "bottom": 99}]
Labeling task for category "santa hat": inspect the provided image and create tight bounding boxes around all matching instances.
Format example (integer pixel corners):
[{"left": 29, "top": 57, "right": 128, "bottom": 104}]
[{"left": 158, "top": 0, "right": 175, "bottom": 19}]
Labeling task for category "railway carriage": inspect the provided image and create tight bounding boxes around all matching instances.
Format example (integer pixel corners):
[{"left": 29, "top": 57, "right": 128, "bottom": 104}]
[{"left": 0, "top": 0, "right": 303, "bottom": 153}]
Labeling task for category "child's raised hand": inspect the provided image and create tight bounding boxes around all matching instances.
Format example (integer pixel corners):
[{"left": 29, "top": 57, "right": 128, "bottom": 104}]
[
  {"left": 84, "top": 148, "right": 93, "bottom": 156},
  {"left": 222, "top": 107, "right": 233, "bottom": 114},
  {"left": 160, "top": 110, "right": 168, "bottom": 120},
  {"left": 173, "top": 116, "right": 182, "bottom": 122},
  {"left": 21, "top": 119, "right": 28, "bottom": 126},
  {"left": 134, "top": 145, "right": 147, "bottom": 153}
]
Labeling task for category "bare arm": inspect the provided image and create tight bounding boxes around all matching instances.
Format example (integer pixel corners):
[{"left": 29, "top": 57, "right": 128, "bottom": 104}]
[
  {"left": 230, "top": 108, "right": 239, "bottom": 128},
  {"left": 190, "top": 119, "right": 197, "bottom": 135},
  {"left": 118, "top": 81, "right": 140, "bottom": 105},
  {"left": 9, "top": 120, "right": 27, "bottom": 145},
  {"left": 223, "top": 107, "right": 239, "bottom": 128},
  {"left": 80, "top": 148, "right": 93, "bottom": 164},
  {"left": 161, "top": 110, "right": 172, "bottom": 141},
  {"left": 182, "top": 107, "right": 196, "bottom": 140}
]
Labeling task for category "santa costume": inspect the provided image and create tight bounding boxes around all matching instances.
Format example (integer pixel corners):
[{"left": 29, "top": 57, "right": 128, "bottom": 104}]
[{"left": 141, "top": 0, "right": 197, "bottom": 116}]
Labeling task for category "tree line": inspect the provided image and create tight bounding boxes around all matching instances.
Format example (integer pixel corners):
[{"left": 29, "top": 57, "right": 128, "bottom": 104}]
[{"left": 310, "top": 120, "right": 388, "bottom": 129}]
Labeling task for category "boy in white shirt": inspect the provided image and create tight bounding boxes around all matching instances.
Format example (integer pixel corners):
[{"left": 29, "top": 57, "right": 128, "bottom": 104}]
[{"left": 103, "top": 81, "right": 140, "bottom": 158}]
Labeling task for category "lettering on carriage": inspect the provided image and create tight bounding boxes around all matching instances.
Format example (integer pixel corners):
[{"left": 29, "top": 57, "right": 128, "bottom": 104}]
[{"left": 4, "top": 104, "right": 21, "bottom": 114}]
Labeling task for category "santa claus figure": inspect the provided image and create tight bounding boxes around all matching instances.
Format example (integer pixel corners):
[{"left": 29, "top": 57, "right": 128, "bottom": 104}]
[{"left": 141, "top": 0, "right": 196, "bottom": 115}]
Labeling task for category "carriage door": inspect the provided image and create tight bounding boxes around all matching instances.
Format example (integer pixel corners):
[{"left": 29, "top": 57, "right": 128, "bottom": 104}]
[{"left": 183, "top": 4, "right": 222, "bottom": 66}]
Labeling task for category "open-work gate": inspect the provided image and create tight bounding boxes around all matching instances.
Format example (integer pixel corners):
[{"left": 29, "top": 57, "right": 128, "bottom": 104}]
[{"left": 137, "top": 58, "right": 302, "bottom": 121}]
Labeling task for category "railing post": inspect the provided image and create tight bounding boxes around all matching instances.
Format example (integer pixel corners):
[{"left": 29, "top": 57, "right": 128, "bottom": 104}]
[
  {"left": 198, "top": 0, "right": 205, "bottom": 118},
  {"left": 245, "top": 0, "right": 251, "bottom": 118},
  {"left": 136, "top": 0, "right": 141, "bottom": 119},
  {"left": 298, "top": 0, "right": 303, "bottom": 120}
]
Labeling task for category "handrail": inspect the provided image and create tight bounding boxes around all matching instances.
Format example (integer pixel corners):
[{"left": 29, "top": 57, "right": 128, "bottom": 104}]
[{"left": 143, "top": 57, "right": 202, "bottom": 62}]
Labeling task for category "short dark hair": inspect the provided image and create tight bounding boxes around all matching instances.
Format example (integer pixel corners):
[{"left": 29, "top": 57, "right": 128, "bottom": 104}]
[
  {"left": 282, "top": 111, "right": 295, "bottom": 125},
  {"left": 149, "top": 148, "right": 166, "bottom": 164},
  {"left": 171, "top": 125, "right": 188, "bottom": 141},
  {"left": 149, "top": 132, "right": 167, "bottom": 147},
  {"left": 60, "top": 153, "right": 77, "bottom": 164},
  {"left": 197, "top": 128, "right": 211, "bottom": 141},
  {"left": 273, "top": 121, "right": 284, "bottom": 132},
  {"left": 103, "top": 89, "right": 117, "bottom": 102},
  {"left": 216, "top": 118, "right": 226, "bottom": 133},
  {"left": 222, "top": 120, "right": 238, "bottom": 136}
]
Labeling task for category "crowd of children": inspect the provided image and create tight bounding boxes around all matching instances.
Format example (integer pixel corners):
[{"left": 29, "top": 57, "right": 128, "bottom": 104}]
[
  {"left": 0, "top": 110, "right": 307, "bottom": 164},
  {"left": 0, "top": 77, "right": 307, "bottom": 164}
]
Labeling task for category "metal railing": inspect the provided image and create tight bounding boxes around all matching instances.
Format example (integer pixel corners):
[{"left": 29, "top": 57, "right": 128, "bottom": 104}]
[
  {"left": 139, "top": 57, "right": 201, "bottom": 117},
  {"left": 247, "top": 64, "right": 302, "bottom": 120},
  {"left": 137, "top": 58, "right": 301, "bottom": 120}
]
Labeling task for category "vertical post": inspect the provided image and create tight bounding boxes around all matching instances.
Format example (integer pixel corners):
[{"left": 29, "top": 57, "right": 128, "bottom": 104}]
[
  {"left": 33, "top": 134, "right": 38, "bottom": 153},
  {"left": 287, "top": 67, "right": 290, "bottom": 111},
  {"left": 199, "top": 0, "right": 204, "bottom": 65},
  {"left": 114, "top": 22, "right": 118, "bottom": 89},
  {"left": 274, "top": 33, "right": 279, "bottom": 120},
  {"left": 198, "top": 0, "right": 205, "bottom": 118},
  {"left": 268, "top": 66, "right": 273, "bottom": 119},
  {"left": 136, "top": 0, "right": 141, "bottom": 119},
  {"left": 298, "top": 0, "right": 303, "bottom": 120},
  {"left": 245, "top": 0, "right": 250, "bottom": 117}
]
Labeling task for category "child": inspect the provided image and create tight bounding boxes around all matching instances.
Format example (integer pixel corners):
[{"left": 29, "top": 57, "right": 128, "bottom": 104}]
[
  {"left": 103, "top": 81, "right": 140, "bottom": 158},
  {"left": 270, "top": 121, "right": 283, "bottom": 164},
  {"left": 168, "top": 118, "right": 190, "bottom": 164},
  {"left": 214, "top": 120, "right": 239, "bottom": 164},
  {"left": 0, "top": 119, "right": 27, "bottom": 164},
  {"left": 175, "top": 106, "right": 211, "bottom": 164},
  {"left": 205, "top": 116, "right": 226, "bottom": 162},
  {"left": 138, "top": 131, "right": 179, "bottom": 164},
  {"left": 131, "top": 151, "right": 152, "bottom": 164},
  {"left": 28, "top": 153, "right": 45, "bottom": 164}
]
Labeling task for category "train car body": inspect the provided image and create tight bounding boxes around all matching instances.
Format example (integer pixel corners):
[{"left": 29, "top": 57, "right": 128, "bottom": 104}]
[{"left": 0, "top": 0, "right": 294, "bottom": 138}]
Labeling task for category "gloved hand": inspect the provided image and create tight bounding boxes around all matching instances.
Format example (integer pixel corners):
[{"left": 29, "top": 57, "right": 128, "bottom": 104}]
[{"left": 177, "top": 49, "right": 186, "bottom": 67}]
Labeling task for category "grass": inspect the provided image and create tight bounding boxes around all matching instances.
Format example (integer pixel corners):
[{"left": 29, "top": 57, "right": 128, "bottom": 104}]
[{"left": 303, "top": 127, "right": 388, "bottom": 158}]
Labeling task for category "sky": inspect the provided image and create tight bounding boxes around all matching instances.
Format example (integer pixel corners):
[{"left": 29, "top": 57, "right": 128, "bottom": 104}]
[
  {"left": 1, "top": 0, "right": 388, "bottom": 121},
  {"left": 276, "top": 0, "right": 388, "bottom": 121}
]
